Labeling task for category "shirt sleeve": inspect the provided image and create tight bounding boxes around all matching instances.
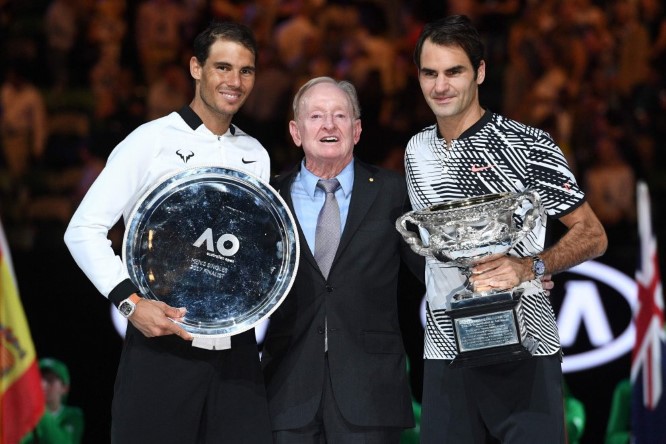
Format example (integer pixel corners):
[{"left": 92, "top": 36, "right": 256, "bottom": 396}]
[
  {"left": 527, "top": 130, "right": 585, "bottom": 218},
  {"left": 64, "top": 126, "right": 157, "bottom": 298}
]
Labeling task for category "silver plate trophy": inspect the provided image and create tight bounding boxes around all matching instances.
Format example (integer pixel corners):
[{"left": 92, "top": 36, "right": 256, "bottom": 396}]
[
  {"left": 396, "top": 191, "right": 541, "bottom": 368},
  {"left": 123, "top": 166, "right": 299, "bottom": 338}
]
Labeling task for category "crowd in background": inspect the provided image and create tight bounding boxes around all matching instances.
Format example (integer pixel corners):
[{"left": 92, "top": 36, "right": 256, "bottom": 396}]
[
  {"left": 1, "top": 2, "right": 663, "bottom": 442},
  {"left": 1, "top": 0, "right": 665, "bottom": 265}
]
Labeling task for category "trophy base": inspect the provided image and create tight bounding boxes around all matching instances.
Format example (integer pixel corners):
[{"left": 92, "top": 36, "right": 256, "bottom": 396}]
[
  {"left": 447, "top": 289, "right": 537, "bottom": 369},
  {"left": 448, "top": 343, "right": 533, "bottom": 369}
]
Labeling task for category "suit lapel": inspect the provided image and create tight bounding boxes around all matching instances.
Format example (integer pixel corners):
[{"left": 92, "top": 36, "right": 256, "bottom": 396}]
[
  {"left": 334, "top": 160, "right": 380, "bottom": 262},
  {"left": 274, "top": 160, "right": 381, "bottom": 278},
  {"left": 273, "top": 168, "right": 319, "bottom": 272}
]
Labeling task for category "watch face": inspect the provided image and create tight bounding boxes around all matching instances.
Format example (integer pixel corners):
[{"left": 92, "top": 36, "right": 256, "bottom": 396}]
[
  {"left": 119, "top": 301, "right": 133, "bottom": 317},
  {"left": 535, "top": 260, "right": 546, "bottom": 275}
]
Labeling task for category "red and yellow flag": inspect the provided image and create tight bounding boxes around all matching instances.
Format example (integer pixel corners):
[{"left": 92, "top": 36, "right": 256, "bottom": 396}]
[{"left": 0, "top": 218, "right": 44, "bottom": 444}]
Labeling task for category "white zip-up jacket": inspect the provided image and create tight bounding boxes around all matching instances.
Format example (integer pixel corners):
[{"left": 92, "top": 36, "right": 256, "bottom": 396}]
[{"left": 64, "top": 107, "right": 270, "bottom": 306}]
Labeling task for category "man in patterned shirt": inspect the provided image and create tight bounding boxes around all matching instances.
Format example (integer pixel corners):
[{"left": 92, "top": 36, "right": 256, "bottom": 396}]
[{"left": 405, "top": 15, "right": 607, "bottom": 443}]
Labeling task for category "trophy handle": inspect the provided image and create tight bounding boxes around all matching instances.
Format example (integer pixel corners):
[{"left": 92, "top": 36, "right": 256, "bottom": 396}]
[
  {"left": 516, "top": 190, "right": 542, "bottom": 237},
  {"left": 396, "top": 212, "right": 431, "bottom": 257}
]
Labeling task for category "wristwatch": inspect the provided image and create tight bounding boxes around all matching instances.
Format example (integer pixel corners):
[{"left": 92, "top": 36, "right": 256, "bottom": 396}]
[
  {"left": 118, "top": 294, "right": 141, "bottom": 318},
  {"left": 532, "top": 256, "right": 546, "bottom": 280}
]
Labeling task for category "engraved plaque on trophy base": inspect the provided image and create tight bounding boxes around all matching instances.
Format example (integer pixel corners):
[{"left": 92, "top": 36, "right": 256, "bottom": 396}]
[{"left": 447, "top": 289, "right": 534, "bottom": 368}]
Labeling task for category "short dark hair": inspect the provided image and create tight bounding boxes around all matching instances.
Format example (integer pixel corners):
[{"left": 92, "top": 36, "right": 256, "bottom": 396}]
[
  {"left": 413, "top": 15, "right": 485, "bottom": 74},
  {"left": 192, "top": 21, "right": 258, "bottom": 65}
]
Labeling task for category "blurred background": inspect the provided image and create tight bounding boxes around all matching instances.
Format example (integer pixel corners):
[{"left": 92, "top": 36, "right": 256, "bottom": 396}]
[{"left": 1, "top": 0, "right": 665, "bottom": 442}]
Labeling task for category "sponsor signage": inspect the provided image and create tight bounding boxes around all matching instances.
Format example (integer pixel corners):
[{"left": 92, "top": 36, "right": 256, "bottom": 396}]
[
  {"left": 418, "top": 260, "right": 636, "bottom": 372},
  {"left": 114, "top": 260, "right": 636, "bottom": 373}
]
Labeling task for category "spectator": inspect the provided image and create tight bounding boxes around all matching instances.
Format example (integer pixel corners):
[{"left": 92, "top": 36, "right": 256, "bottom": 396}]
[
  {"left": 44, "top": 0, "right": 79, "bottom": 90},
  {"left": 611, "top": 0, "right": 652, "bottom": 101},
  {"left": 0, "top": 62, "right": 48, "bottom": 180},
  {"left": 584, "top": 135, "right": 636, "bottom": 229},
  {"left": 135, "top": 0, "right": 187, "bottom": 85},
  {"left": 21, "top": 358, "right": 85, "bottom": 444},
  {"left": 273, "top": 0, "right": 321, "bottom": 70},
  {"left": 605, "top": 378, "right": 631, "bottom": 444},
  {"left": 145, "top": 61, "right": 191, "bottom": 120}
]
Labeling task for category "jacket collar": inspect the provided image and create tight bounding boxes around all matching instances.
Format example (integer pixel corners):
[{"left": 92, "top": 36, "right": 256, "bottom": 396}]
[{"left": 271, "top": 158, "right": 381, "bottom": 278}]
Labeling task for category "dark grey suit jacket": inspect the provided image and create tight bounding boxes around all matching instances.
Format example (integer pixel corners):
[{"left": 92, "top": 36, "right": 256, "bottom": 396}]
[{"left": 261, "top": 158, "right": 424, "bottom": 430}]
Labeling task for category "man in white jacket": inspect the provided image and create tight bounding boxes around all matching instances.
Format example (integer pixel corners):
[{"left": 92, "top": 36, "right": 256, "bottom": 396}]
[{"left": 64, "top": 21, "right": 272, "bottom": 444}]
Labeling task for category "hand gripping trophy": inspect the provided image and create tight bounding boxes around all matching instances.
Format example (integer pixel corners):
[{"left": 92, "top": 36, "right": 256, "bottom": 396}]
[{"left": 396, "top": 191, "right": 542, "bottom": 368}]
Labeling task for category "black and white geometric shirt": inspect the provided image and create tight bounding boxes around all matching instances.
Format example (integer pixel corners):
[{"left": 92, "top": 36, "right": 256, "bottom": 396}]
[{"left": 405, "top": 111, "right": 584, "bottom": 360}]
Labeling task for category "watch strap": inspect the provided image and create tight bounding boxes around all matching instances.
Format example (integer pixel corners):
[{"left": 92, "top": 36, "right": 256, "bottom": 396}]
[{"left": 128, "top": 294, "right": 141, "bottom": 305}]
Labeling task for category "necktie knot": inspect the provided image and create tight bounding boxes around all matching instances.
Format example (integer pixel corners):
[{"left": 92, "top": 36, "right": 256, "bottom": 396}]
[{"left": 317, "top": 178, "right": 340, "bottom": 194}]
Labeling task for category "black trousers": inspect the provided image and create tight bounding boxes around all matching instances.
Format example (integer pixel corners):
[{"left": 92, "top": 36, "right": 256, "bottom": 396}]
[
  {"left": 111, "top": 324, "right": 272, "bottom": 444},
  {"left": 420, "top": 354, "right": 565, "bottom": 444},
  {"left": 272, "top": 355, "right": 403, "bottom": 444}
]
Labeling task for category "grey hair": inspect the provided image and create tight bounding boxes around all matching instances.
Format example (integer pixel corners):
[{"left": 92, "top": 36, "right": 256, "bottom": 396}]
[{"left": 292, "top": 76, "right": 361, "bottom": 120}]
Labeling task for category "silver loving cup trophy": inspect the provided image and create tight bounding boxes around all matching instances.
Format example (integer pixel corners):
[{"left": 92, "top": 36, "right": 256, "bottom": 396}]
[{"left": 396, "top": 190, "right": 542, "bottom": 368}]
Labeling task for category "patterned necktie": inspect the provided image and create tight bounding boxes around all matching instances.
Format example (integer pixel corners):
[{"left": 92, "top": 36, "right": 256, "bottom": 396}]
[{"left": 314, "top": 178, "right": 341, "bottom": 279}]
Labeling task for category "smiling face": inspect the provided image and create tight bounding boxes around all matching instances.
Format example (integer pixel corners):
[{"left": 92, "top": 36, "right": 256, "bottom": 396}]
[
  {"left": 418, "top": 39, "right": 485, "bottom": 131},
  {"left": 289, "top": 81, "right": 361, "bottom": 178},
  {"left": 190, "top": 38, "right": 256, "bottom": 134}
]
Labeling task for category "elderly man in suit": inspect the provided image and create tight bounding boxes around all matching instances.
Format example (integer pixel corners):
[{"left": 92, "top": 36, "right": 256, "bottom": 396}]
[{"left": 260, "top": 76, "right": 424, "bottom": 443}]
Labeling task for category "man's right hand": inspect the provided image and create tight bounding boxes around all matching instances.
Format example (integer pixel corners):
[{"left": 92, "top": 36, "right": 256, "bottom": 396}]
[{"left": 128, "top": 298, "right": 193, "bottom": 340}]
